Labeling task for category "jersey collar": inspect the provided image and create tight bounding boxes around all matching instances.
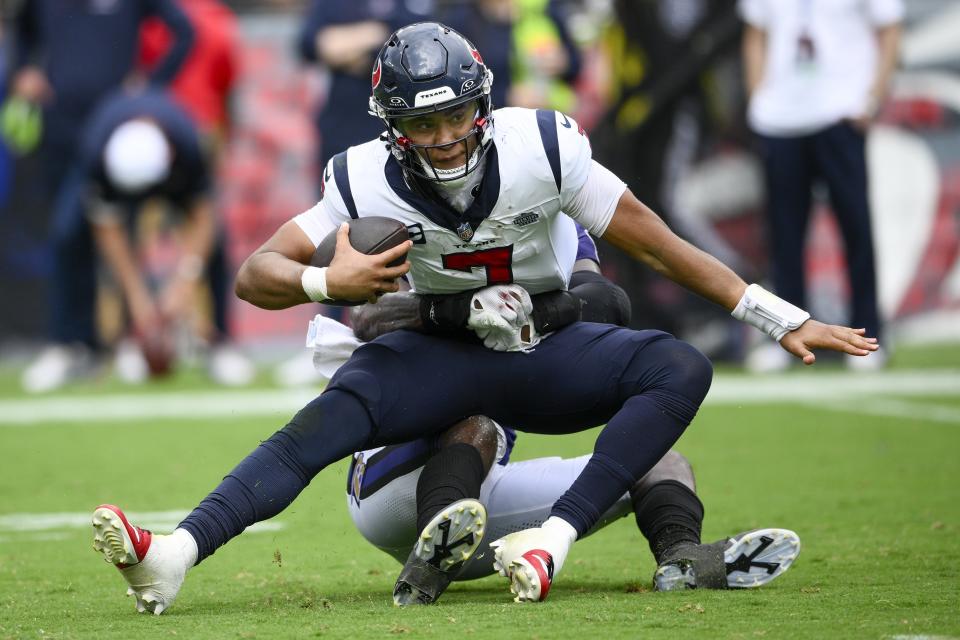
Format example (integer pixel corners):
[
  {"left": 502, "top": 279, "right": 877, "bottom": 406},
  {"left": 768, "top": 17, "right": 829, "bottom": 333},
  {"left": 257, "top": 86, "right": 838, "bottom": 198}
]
[{"left": 384, "top": 143, "right": 500, "bottom": 238}]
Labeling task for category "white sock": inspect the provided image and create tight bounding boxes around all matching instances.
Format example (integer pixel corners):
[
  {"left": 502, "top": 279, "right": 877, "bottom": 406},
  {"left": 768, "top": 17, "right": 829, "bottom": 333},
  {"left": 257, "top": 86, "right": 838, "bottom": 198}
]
[
  {"left": 540, "top": 516, "right": 578, "bottom": 575},
  {"left": 542, "top": 516, "right": 578, "bottom": 543},
  {"left": 170, "top": 528, "right": 199, "bottom": 569}
]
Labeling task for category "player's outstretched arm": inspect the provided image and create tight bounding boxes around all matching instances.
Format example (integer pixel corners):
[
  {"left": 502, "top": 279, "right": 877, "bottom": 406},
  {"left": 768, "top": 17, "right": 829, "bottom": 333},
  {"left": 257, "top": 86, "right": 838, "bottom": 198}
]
[
  {"left": 601, "top": 189, "right": 878, "bottom": 363},
  {"left": 236, "top": 221, "right": 411, "bottom": 309}
]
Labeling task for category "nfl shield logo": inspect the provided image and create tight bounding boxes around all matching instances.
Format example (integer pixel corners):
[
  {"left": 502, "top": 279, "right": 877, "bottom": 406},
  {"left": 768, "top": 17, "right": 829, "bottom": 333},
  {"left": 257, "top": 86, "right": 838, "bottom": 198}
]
[{"left": 457, "top": 222, "right": 474, "bottom": 241}]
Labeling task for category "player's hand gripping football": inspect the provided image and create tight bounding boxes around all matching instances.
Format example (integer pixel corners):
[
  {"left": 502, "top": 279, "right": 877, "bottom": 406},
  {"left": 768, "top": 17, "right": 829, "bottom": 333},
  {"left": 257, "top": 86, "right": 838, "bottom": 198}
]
[
  {"left": 467, "top": 285, "right": 540, "bottom": 352},
  {"left": 779, "top": 320, "right": 879, "bottom": 365},
  {"left": 325, "top": 223, "right": 412, "bottom": 303}
]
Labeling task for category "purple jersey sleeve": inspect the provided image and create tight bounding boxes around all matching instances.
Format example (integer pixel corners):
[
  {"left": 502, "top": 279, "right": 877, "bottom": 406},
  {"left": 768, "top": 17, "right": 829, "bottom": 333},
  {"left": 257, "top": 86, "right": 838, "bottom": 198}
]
[{"left": 574, "top": 223, "right": 600, "bottom": 265}]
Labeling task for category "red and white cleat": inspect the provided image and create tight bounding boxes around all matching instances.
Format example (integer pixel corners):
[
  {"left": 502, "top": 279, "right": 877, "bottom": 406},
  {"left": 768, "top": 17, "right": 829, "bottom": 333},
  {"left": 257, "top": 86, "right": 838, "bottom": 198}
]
[
  {"left": 490, "top": 517, "right": 576, "bottom": 602},
  {"left": 91, "top": 504, "right": 190, "bottom": 615}
]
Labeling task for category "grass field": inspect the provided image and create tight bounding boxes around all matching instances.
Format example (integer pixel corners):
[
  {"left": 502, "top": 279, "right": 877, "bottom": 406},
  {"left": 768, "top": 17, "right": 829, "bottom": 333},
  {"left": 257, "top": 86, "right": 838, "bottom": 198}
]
[{"left": 0, "top": 347, "right": 958, "bottom": 639}]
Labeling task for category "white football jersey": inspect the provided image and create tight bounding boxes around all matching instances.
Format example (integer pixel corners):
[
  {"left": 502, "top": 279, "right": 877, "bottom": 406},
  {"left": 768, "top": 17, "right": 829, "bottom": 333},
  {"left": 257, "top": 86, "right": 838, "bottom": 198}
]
[{"left": 295, "top": 107, "right": 603, "bottom": 295}]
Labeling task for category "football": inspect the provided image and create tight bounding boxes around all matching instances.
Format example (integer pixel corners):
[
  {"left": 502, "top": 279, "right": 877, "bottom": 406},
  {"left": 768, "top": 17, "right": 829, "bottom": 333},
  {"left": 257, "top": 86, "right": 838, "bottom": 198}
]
[
  {"left": 309, "top": 216, "right": 410, "bottom": 306},
  {"left": 136, "top": 319, "right": 175, "bottom": 378}
]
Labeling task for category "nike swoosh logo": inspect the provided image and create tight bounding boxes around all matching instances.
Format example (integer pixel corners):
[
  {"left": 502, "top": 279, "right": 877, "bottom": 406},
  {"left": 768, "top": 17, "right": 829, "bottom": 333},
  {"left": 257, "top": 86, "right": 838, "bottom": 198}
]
[
  {"left": 559, "top": 113, "right": 571, "bottom": 129},
  {"left": 324, "top": 166, "right": 332, "bottom": 182},
  {"left": 131, "top": 526, "right": 140, "bottom": 544}
]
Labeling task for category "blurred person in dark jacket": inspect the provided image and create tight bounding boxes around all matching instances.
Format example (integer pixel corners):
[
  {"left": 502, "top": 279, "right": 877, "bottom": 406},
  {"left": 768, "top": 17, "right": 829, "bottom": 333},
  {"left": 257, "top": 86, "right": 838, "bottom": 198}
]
[
  {"left": 297, "top": 0, "right": 430, "bottom": 179},
  {"left": 136, "top": 0, "right": 253, "bottom": 384},
  {"left": 15, "top": 0, "right": 194, "bottom": 392},
  {"left": 58, "top": 90, "right": 253, "bottom": 387}
]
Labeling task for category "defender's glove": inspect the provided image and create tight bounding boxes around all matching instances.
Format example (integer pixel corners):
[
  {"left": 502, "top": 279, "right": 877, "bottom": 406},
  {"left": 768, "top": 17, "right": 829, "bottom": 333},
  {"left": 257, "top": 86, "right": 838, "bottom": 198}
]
[{"left": 467, "top": 285, "right": 540, "bottom": 352}]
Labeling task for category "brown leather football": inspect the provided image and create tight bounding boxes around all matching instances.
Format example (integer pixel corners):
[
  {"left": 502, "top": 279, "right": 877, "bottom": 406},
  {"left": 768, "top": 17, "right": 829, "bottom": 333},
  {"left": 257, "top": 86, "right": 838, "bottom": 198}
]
[
  {"left": 136, "top": 318, "right": 175, "bottom": 378},
  {"left": 309, "top": 217, "right": 410, "bottom": 306},
  {"left": 310, "top": 217, "right": 409, "bottom": 268}
]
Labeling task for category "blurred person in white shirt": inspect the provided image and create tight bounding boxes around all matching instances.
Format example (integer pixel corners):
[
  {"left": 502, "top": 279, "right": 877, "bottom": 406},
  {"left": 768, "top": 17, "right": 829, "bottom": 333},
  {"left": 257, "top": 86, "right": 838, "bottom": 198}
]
[{"left": 739, "top": 0, "right": 902, "bottom": 372}]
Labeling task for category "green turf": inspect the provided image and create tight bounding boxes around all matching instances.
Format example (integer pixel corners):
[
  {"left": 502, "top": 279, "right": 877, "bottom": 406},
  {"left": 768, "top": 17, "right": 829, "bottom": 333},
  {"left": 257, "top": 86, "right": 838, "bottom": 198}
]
[{"left": 1, "top": 350, "right": 958, "bottom": 638}]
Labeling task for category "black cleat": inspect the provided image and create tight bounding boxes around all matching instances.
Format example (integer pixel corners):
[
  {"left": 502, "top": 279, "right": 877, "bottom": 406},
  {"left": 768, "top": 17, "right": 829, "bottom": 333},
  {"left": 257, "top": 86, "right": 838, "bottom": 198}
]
[
  {"left": 392, "top": 499, "right": 486, "bottom": 606},
  {"left": 653, "top": 528, "right": 801, "bottom": 591}
]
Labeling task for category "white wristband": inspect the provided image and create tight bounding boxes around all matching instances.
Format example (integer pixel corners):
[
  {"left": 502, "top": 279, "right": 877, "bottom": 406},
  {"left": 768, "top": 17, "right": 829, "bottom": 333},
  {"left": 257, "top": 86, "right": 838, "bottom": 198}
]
[
  {"left": 731, "top": 283, "right": 810, "bottom": 342},
  {"left": 301, "top": 266, "right": 331, "bottom": 303}
]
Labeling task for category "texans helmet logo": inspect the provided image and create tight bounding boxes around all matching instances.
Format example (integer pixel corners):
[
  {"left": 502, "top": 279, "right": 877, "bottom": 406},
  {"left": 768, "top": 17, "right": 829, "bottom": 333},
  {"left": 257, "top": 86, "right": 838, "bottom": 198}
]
[
  {"left": 470, "top": 48, "right": 483, "bottom": 64},
  {"left": 372, "top": 59, "right": 382, "bottom": 89}
]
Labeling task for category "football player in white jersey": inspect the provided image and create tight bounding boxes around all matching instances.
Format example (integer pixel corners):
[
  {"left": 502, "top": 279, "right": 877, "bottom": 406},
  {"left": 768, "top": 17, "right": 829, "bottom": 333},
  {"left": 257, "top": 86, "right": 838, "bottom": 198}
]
[{"left": 92, "top": 22, "right": 879, "bottom": 613}]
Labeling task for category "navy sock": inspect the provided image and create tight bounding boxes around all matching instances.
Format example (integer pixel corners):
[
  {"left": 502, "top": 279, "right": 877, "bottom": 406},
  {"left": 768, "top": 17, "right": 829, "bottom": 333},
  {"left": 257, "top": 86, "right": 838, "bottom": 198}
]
[
  {"left": 415, "top": 442, "right": 484, "bottom": 534},
  {"left": 179, "top": 389, "right": 374, "bottom": 562}
]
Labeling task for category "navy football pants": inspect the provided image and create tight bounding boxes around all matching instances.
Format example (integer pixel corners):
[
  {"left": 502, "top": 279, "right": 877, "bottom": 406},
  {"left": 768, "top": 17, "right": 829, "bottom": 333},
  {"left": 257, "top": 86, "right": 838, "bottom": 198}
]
[{"left": 180, "top": 323, "right": 712, "bottom": 560}]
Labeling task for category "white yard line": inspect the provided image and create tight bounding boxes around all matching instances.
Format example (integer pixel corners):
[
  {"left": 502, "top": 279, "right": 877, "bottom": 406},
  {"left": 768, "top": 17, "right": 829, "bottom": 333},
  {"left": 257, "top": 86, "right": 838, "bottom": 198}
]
[
  {"left": 704, "top": 370, "right": 960, "bottom": 404},
  {"left": 0, "top": 389, "right": 318, "bottom": 426},
  {"left": 0, "top": 510, "right": 284, "bottom": 538},
  {"left": 813, "top": 397, "right": 960, "bottom": 424},
  {"left": 0, "top": 370, "right": 957, "bottom": 426}
]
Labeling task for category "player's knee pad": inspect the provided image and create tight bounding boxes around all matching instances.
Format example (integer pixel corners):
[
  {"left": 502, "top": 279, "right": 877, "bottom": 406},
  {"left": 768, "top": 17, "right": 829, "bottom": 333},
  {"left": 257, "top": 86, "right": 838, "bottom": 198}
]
[
  {"left": 569, "top": 270, "right": 632, "bottom": 327},
  {"left": 631, "top": 450, "right": 695, "bottom": 497}
]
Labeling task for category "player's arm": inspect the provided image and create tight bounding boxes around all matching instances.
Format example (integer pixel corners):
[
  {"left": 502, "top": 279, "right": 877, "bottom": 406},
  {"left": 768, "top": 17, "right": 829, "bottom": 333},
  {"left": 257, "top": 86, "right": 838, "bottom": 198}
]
[
  {"left": 297, "top": 1, "right": 387, "bottom": 75},
  {"left": 90, "top": 205, "right": 158, "bottom": 333},
  {"left": 350, "top": 273, "right": 613, "bottom": 343},
  {"left": 144, "top": 0, "right": 195, "bottom": 86},
  {"left": 235, "top": 220, "right": 411, "bottom": 309},
  {"left": 10, "top": 0, "right": 52, "bottom": 105},
  {"left": 602, "top": 190, "right": 878, "bottom": 363},
  {"left": 157, "top": 196, "right": 217, "bottom": 319},
  {"left": 855, "top": 21, "right": 900, "bottom": 128},
  {"left": 741, "top": 23, "right": 766, "bottom": 99}
]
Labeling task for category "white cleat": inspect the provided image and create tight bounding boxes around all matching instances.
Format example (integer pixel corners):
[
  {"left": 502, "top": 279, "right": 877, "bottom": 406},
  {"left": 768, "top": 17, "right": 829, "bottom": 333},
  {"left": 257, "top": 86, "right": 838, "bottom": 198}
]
[
  {"left": 654, "top": 528, "right": 801, "bottom": 591},
  {"left": 491, "top": 518, "right": 575, "bottom": 603},
  {"left": 91, "top": 504, "right": 190, "bottom": 615}
]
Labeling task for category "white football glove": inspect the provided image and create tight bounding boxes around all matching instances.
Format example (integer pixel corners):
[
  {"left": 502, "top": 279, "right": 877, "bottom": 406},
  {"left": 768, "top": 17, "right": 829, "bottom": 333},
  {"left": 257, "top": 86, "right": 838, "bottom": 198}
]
[{"left": 467, "top": 285, "right": 540, "bottom": 352}]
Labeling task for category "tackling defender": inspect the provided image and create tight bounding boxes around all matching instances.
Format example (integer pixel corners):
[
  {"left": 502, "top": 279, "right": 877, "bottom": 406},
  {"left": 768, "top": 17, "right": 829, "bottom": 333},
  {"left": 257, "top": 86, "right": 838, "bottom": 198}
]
[
  {"left": 338, "top": 270, "right": 799, "bottom": 605},
  {"left": 91, "top": 22, "right": 877, "bottom": 612}
]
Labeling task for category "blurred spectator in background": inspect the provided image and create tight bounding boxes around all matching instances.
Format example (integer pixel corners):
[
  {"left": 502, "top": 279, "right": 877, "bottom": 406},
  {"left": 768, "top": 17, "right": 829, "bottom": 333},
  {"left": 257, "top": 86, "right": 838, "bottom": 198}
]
[
  {"left": 0, "top": 19, "right": 12, "bottom": 208},
  {"left": 15, "top": 0, "right": 194, "bottom": 391},
  {"left": 589, "top": 0, "right": 745, "bottom": 347},
  {"left": 508, "top": 0, "right": 581, "bottom": 111},
  {"left": 740, "top": 0, "right": 902, "bottom": 372},
  {"left": 139, "top": 0, "right": 239, "bottom": 154},
  {"left": 135, "top": 0, "right": 253, "bottom": 383},
  {"left": 442, "top": 0, "right": 581, "bottom": 112},
  {"left": 297, "top": 0, "right": 430, "bottom": 179},
  {"left": 31, "top": 89, "right": 253, "bottom": 389},
  {"left": 439, "top": 0, "right": 514, "bottom": 110},
  {"left": 276, "top": 0, "right": 430, "bottom": 386}
]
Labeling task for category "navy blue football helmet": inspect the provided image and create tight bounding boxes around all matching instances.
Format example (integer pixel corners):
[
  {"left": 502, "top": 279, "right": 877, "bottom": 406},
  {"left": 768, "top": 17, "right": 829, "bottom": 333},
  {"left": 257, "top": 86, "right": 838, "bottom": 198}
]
[{"left": 369, "top": 22, "right": 494, "bottom": 183}]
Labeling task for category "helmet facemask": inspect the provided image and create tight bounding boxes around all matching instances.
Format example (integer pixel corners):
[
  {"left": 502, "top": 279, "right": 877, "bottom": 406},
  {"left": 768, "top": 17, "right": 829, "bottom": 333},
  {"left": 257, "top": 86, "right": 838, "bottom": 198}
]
[
  {"left": 388, "top": 100, "right": 492, "bottom": 185},
  {"left": 368, "top": 22, "right": 496, "bottom": 184}
]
